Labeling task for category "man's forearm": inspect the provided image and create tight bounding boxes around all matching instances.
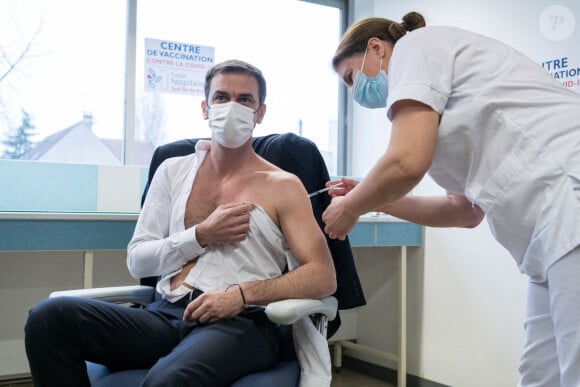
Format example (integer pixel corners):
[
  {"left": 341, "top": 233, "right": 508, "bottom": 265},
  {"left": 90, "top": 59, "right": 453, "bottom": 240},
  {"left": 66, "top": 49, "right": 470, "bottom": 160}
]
[
  {"left": 239, "top": 262, "right": 337, "bottom": 306},
  {"left": 127, "top": 226, "right": 205, "bottom": 279}
]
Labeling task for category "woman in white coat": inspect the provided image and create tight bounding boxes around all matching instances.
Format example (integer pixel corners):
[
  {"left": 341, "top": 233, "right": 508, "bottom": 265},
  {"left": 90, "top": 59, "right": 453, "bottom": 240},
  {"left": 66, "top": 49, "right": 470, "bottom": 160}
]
[{"left": 323, "top": 11, "right": 580, "bottom": 387}]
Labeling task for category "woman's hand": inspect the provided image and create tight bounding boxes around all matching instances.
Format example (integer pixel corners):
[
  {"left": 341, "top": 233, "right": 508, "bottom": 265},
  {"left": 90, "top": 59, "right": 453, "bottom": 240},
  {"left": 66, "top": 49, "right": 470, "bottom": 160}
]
[
  {"left": 326, "top": 177, "right": 359, "bottom": 198},
  {"left": 322, "top": 196, "right": 359, "bottom": 240}
]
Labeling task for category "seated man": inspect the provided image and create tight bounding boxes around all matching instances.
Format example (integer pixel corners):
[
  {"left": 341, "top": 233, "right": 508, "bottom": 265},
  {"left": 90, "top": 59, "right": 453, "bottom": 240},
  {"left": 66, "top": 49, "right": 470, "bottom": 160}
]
[{"left": 24, "top": 59, "right": 337, "bottom": 386}]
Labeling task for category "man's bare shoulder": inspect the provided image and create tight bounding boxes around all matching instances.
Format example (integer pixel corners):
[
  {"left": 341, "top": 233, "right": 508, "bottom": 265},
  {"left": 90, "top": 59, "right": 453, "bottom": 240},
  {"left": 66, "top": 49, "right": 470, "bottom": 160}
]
[
  {"left": 252, "top": 157, "right": 297, "bottom": 182},
  {"left": 255, "top": 164, "right": 304, "bottom": 191}
]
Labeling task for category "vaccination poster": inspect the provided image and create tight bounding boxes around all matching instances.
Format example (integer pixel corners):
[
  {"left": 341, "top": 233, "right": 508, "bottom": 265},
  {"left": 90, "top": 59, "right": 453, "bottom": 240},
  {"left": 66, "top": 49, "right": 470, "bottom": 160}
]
[{"left": 144, "top": 38, "right": 215, "bottom": 96}]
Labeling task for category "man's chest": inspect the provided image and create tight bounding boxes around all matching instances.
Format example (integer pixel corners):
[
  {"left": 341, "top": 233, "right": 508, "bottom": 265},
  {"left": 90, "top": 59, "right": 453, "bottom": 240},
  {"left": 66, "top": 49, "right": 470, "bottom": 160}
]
[
  {"left": 182, "top": 174, "right": 277, "bottom": 229},
  {"left": 183, "top": 180, "right": 244, "bottom": 228}
]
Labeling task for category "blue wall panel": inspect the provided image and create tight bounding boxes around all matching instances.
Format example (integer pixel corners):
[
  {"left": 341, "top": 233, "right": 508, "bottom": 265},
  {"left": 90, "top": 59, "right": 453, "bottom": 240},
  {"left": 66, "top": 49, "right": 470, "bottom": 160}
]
[{"left": 0, "top": 161, "right": 98, "bottom": 212}]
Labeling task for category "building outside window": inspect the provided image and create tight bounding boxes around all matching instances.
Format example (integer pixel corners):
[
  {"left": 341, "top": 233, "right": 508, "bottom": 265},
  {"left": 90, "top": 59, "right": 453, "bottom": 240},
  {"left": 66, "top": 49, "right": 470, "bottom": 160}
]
[{"left": 0, "top": 0, "right": 128, "bottom": 165}]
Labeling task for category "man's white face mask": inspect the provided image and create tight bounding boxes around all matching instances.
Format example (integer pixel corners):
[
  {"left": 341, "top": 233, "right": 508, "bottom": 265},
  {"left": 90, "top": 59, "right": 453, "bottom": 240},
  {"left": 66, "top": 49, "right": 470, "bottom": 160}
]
[{"left": 208, "top": 101, "right": 256, "bottom": 149}]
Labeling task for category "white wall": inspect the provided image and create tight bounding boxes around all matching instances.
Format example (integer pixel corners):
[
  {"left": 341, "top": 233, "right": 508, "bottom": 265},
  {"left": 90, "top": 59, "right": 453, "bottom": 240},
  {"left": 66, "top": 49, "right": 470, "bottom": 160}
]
[
  {"left": 0, "top": 251, "right": 136, "bottom": 376},
  {"left": 348, "top": 0, "right": 579, "bottom": 385}
]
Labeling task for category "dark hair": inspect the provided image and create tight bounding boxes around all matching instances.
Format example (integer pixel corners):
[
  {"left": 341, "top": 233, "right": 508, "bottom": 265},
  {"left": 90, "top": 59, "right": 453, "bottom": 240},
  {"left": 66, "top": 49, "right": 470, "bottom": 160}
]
[
  {"left": 332, "top": 12, "right": 426, "bottom": 69},
  {"left": 204, "top": 59, "right": 267, "bottom": 105}
]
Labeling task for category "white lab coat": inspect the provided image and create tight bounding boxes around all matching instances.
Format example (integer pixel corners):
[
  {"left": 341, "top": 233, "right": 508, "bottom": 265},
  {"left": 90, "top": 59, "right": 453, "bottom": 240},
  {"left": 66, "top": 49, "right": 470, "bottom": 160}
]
[{"left": 386, "top": 26, "right": 580, "bottom": 282}]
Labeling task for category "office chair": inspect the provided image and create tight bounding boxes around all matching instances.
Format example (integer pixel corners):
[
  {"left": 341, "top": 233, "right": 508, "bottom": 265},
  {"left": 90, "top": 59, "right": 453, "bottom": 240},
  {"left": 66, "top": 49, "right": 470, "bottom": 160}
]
[{"left": 50, "top": 133, "right": 365, "bottom": 386}]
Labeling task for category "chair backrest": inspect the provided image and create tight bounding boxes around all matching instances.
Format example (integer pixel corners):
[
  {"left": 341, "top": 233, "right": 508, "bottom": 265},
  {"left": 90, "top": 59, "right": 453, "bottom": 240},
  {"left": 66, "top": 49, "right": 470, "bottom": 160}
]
[{"left": 140, "top": 133, "right": 366, "bottom": 337}]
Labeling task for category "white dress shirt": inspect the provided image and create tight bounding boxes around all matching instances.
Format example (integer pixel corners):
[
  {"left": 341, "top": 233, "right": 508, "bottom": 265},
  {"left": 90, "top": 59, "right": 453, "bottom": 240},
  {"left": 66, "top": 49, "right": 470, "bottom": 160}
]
[{"left": 127, "top": 140, "right": 286, "bottom": 300}]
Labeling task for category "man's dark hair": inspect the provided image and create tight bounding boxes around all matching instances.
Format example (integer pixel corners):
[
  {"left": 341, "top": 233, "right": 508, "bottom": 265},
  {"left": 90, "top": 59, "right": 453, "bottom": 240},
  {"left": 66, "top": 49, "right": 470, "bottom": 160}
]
[{"left": 204, "top": 59, "right": 267, "bottom": 105}]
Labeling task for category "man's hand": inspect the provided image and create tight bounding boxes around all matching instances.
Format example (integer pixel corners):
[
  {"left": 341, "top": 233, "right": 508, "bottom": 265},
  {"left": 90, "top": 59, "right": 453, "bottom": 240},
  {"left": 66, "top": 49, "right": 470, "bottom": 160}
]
[
  {"left": 182, "top": 287, "right": 245, "bottom": 324},
  {"left": 196, "top": 202, "right": 255, "bottom": 246}
]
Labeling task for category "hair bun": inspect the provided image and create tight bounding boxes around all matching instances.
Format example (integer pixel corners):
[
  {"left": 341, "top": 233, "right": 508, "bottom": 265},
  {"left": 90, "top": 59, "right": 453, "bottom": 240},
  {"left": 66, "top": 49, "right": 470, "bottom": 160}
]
[
  {"left": 401, "top": 11, "right": 426, "bottom": 31},
  {"left": 387, "top": 22, "right": 406, "bottom": 41}
]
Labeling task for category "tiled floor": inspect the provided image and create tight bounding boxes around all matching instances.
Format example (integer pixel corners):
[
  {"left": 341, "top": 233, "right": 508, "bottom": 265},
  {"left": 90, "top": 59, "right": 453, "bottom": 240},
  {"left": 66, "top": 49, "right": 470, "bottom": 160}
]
[
  {"left": 331, "top": 367, "right": 395, "bottom": 387},
  {"left": 0, "top": 381, "right": 31, "bottom": 387}
]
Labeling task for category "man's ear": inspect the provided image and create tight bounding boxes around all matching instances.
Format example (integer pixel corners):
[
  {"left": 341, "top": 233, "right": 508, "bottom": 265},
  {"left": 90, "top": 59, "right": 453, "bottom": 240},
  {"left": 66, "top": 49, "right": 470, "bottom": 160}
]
[
  {"left": 255, "top": 104, "right": 267, "bottom": 124},
  {"left": 201, "top": 100, "right": 209, "bottom": 120}
]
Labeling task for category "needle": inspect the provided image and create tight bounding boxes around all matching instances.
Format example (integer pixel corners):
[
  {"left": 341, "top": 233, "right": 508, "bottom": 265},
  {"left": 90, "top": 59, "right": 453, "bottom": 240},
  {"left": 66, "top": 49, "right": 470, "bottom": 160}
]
[{"left": 308, "top": 183, "right": 344, "bottom": 198}]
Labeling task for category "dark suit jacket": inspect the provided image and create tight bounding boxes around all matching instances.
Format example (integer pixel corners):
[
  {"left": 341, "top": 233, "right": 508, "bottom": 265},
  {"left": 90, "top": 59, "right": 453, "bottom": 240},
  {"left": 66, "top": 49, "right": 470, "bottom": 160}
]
[{"left": 141, "top": 133, "right": 366, "bottom": 336}]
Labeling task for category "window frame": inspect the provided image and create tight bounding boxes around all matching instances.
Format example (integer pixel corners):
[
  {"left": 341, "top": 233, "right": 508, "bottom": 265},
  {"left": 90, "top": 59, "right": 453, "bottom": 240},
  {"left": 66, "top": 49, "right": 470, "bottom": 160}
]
[{"left": 122, "top": 0, "right": 349, "bottom": 174}]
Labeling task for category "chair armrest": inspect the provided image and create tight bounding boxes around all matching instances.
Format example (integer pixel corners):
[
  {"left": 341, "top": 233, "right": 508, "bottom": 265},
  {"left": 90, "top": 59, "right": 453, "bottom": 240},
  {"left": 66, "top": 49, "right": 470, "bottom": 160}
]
[
  {"left": 265, "top": 296, "right": 338, "bottom": 325},
  {"left": 49, "top": 285, "right": 155, "bottom": 306}
]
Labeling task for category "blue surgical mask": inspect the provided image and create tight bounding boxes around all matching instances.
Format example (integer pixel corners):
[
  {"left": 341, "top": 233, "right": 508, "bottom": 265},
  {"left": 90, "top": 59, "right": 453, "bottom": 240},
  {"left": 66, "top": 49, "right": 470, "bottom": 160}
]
[{"left": 352, "top": 49, "right": 388, "bottom": 109}]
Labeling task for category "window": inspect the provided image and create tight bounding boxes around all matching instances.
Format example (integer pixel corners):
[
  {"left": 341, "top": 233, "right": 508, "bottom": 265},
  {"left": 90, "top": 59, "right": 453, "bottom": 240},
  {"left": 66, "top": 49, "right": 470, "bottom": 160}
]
[
  {"left": 0, "top": 0, "right": 343, "bottom": 174},
  {"left": 134, "top": 0, "right": 342, "bottom": 173},
  {"left": 0, "top": 0, "right": 127, "bottom": 165}
]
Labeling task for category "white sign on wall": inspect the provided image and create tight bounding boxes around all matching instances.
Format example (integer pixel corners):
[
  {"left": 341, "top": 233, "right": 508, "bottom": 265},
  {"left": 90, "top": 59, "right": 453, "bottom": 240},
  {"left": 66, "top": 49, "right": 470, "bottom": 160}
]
[
  {"left": 144, "top": 38, "right": 215, "bottom": 96},
  {"left": 538, "top": 5, "right": 579, "bottom": 94}
]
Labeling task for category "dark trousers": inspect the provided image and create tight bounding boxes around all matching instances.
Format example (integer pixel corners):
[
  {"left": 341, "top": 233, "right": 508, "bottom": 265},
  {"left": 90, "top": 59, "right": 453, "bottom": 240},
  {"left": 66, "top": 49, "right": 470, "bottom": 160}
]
[{"left": 24, "top": 292, "right": 279, "bottom": 387}]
